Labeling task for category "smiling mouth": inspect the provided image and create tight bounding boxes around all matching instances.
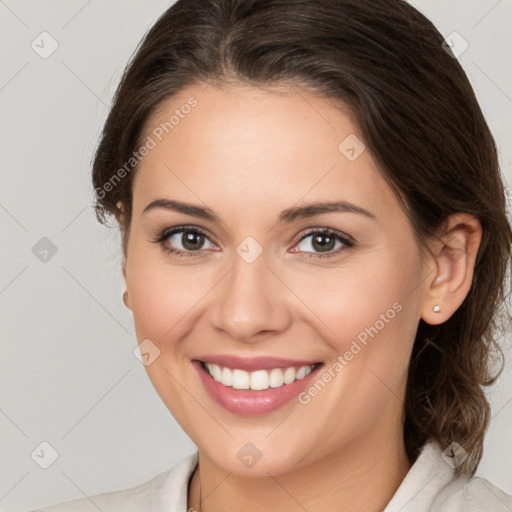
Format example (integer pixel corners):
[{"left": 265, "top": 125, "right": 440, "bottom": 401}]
[{"left": 198, "top": 361, "right": 323, "bottom": 391}]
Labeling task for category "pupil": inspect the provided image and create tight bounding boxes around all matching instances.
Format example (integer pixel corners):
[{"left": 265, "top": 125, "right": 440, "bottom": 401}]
[
  {"left": 312, "top": 234, "right": 335, "bottom": 252},
  {"left": 183, "top": 231, "right": 204, "bottom": 250}
]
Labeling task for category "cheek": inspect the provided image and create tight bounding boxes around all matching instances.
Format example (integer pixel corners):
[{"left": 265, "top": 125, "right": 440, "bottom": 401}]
[
  {"left": 296, "top": 251, "right": 418, "bottom": 345},
  {"left": 125, "top": 249, "right": 209, "bottom": 424},
  {"left": 128, "top": 262, "right": 203, "bottom": 344},
  {"left": 288, "top": 266, "right": 418, "bottom": 450},
  {"left": 295, "top": 248, "right": 421, "bottom": 397},
  {"left": 125, "top": 243, "right": 223, "bottom": 374}
]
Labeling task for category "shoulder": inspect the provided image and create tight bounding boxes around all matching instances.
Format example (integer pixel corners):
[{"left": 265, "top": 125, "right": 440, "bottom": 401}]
[
  {"left": 31, "top": 470, "right": 170, "bottom": 512},
  {"left": 384, "top": 440, "right": 512, "bottom": 512},
  {"left": 433, "top": 475, "right": 512, "bottom": 511},
  {"left": 31, "top": 452, "right": 199, "bottom": 512}
]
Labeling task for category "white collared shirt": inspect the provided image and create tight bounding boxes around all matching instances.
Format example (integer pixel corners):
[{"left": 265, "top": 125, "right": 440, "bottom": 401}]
[{"left": 34, "top": 440, "right": 512, "bottom": 511}]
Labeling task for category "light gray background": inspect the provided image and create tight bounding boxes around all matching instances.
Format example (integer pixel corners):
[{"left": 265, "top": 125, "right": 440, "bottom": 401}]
[{"left": 1, "top": 1, "right": 511, "bottom": 510}]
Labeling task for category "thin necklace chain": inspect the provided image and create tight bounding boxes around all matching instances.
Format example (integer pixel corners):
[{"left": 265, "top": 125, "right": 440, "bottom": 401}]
[
  {"left": 199, "top": 473, "right": 202, "bottom": 512},
  {"left": 194, "top": 462, "right": 202, "bottom": 512}
]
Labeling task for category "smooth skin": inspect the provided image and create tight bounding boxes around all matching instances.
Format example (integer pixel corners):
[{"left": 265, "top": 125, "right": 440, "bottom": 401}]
[{"left": 118, "top": 82, "right": 482, "bottom": 512}]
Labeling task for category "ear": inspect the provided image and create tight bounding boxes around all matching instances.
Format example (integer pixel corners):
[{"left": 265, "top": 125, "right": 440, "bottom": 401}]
[
  {"left": 117, "top": 201, "right": 131, "bottom": 310},
  {"left": 121, "top": 258, "right": 131, "bottom": 310},
  {"left": 114, "top": 200, "right": 125, "bottom": 226},
  {"left": 421, "top": 213, "right": 482, "bottom": 325}
]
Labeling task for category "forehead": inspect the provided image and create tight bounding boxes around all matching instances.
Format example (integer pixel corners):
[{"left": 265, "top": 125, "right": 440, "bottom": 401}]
[{"left": 131, "top": 83, "right": 400, "bottom": 223}]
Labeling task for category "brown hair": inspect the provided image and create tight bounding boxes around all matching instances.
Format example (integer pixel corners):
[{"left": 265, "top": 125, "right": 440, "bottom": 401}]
[{"left": 92, "top": 0, "right": 512, "bottom": 476}]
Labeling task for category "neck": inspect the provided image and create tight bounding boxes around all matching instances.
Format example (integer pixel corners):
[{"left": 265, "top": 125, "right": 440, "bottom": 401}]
[{"left": 188, "top": 431, "right": 412, "bottom": 512}]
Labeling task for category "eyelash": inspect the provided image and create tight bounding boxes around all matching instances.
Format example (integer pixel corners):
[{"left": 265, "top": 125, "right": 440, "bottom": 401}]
[{"left": 151, "top": 225, "right": 355, "bottom": 259}]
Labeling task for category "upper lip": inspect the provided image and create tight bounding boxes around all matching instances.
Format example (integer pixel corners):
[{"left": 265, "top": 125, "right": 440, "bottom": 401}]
[{"left": 194, "top": 354, "right": 322, "bottom": 372}]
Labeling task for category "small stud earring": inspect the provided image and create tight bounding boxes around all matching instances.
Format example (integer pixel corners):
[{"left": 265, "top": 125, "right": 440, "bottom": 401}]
[{"left": 433, "top": 304, "right": 441, "bottom": 313}]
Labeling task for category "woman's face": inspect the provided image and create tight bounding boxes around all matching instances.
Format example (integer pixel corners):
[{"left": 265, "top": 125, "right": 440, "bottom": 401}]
[{"left": 123, "top": 83, "right": 432, "bottom": 476}]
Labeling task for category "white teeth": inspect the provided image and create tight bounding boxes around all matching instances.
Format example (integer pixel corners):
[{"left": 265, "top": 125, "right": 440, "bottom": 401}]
[
  {"left": 211, "top": 364, "right": 222, "bottom": 382},
  {"left": 269, "top": 368, "right": 284, "bottom": 388},
  {"left": 232, "top": 369, "right": 250, "bottom": 389},
  {"left": 203, "top": 363, "right": 316, "bottom": 390},
  {"left": 283, "top": 367, "right": 296, "bottom": 384},
  {"left": 296, "top": 366, "right": 307, "bottom": 379},
  {"left": 221, "top": 366, "right": 232, "bottom": 386},
  {"left": 250, "top": 370, "right": 269, "bottom": 390}
]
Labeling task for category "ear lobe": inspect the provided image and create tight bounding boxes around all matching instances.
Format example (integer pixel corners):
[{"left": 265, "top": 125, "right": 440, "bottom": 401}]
[
  {"left": 122, "top": 289, "right": 131, "bottom": 309},
  {"left": 114, "top": 200, "right": 127, "bottom": 228},
  {"left": 421, "top": 213, "right": 482, "bottom": 325},
  {"left": 116, "top": 202, "right": 131, "bottom": 309},
  {"left": 121, "top": 257, "right": 132, "bottom": 309}
]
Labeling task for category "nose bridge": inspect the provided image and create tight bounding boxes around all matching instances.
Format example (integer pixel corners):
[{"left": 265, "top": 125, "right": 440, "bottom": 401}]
[{"left": 209, "top": 243, "right": 291, "bottom": 341}]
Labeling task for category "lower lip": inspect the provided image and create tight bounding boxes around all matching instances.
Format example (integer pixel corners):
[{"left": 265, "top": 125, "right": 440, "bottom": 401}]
[{"left": 192, "top": 360, "right": 323, "bottom": 416}]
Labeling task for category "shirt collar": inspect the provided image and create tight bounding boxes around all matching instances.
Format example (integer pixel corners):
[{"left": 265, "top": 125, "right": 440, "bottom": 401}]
[
  {"left": 161, "top": 440, "right": 455, "bottom": 511},
  {"left": 383, "top": 440, "right": 457, "bottom": 511}
]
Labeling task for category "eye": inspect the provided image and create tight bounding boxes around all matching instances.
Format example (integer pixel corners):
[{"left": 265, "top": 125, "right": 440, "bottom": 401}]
[
  {"left": 151, "top": 226, "right": 218, "bottom": 258},
  {"left": 151, "top": 226, "right": 354, "bottom": 260},
  {"left": 291, "top": 228, "right": 354, "bottom": 258}
]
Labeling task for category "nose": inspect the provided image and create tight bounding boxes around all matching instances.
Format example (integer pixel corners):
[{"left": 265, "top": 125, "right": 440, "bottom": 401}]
[{"left": 208, "top": 249, "right": 292, "bottom": 343}]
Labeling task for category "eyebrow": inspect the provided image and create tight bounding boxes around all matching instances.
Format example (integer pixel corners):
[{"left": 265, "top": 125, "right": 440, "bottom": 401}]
[{"left": 142, "top": 198, "right": 376, "bottom": 223}]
